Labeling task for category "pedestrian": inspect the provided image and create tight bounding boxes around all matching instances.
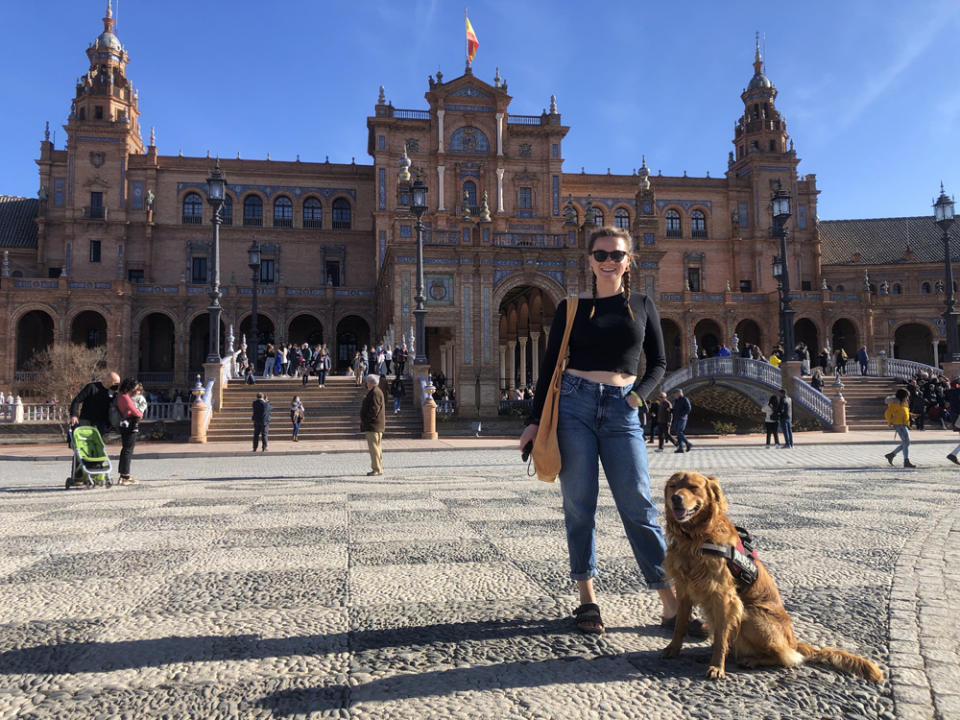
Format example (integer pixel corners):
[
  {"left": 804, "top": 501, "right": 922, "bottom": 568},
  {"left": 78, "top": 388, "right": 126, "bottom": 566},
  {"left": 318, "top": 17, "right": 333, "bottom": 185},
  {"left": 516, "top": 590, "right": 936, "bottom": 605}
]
[
  {"left": 763, "top": 394, "right": 781, "bottom": 448},
  {"left": 769, "top": 350, "right": 782, "bottom": 368},
  {"left": 315, "top": 347, "right": 331, "bottom": 388},
  {"left": 360, "top": 374, "right": 385, "bottom": 476},
  {"left": 810, "top": 367, "right": 825, "bottom": 392},
  {"left": 252, "top": 392, "right": 271, "bottom": 452},
  {"left": 390, "top": 374, "right": 405, "bottom": 414},
  {"left": 518, "top": 226, "right": 702, "bottom": 638},
  {"left": 69, "top": 370, "right": 121, "bottom": 435},
  {"left": 671, "top": 388, "right": 692, "bottom": 453},
  {"left": 716, "top": 343, "right": 731, "bottom": 357},
  {"left": 384, "top": 346, "right": 393, "bottom": 375},
  {"left": 352, "top": 351, "right": 366, "bottom": 386},
  {"left": 116, "top": 378, "right": 144, "bottom": 485},
  {"left": 856, "top": 346, "right": 869, "bottom": 376},
  {"left": 884, "top": 388, "right": 916, "bottom": 468},
  {"left": 655, "top": 391, "right": 675, "bottom": 451},
  {"left": 263, "top": 344, "right": 275, "bottom": 378},
  {"left": 290, "top": 395, "right": 305, "bottom": 442},
  {"left": 245, "top": 364, "right": 256, "bottom": 384},
  {"left": 778, "top": 388, "right": 794, "bottom": 448},
  {"left": 835, "top": 347, "right": 848, "bottom": 376}
]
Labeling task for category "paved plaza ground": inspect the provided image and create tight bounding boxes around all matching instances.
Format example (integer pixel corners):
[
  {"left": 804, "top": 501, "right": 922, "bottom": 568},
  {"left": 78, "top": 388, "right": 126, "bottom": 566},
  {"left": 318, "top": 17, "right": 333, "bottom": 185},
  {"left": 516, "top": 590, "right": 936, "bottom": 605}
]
[{"left": 0, "top": 439, "right": 958, "bottom": 719}]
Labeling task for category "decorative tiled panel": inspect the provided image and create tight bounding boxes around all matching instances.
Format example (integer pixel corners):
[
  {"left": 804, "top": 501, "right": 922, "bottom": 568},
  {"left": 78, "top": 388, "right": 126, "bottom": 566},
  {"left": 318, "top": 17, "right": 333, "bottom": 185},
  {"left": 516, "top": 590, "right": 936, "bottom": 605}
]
[
  {"left": 483, "top": 287, "right": 491, "bottom": 365},
  {"left": 552, "top": 176, "right": 560, "bottom": 216},
  {"left": 494, "top": 269, "right": 518, "bottom": 285},
  {"left": 378, "top": 169, "right": 386, "bottom": 210},
  {"left": 425, "top": 274, "right": 454, "bottom": 305},
  {"left": 54, "top": 179, "right": 65, "bottom": 207},
  {"left": 644, "top": 233, "right": 655, "bottom": 245},
  {"left": 655, "top": 199, "right": 713, "bottom": 212},
  {"left": 463, "top": 286, "right": 472, "bottom": 364},
  {"left": 131, "top": 181, "right": 143, "bottom": 209},
  {"left": 176, "top": 183, "right": 357, "bottom": 200}
]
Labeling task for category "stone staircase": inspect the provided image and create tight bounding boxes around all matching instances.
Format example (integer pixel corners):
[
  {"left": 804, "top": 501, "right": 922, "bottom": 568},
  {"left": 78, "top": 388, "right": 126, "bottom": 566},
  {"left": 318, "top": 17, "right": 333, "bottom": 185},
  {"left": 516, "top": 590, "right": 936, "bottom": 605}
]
[
  {"left": 829, "top": 375, "right": 903, "bottom": 431},
  {"left": 206, "top": 375, "right": 422, "bottom": 441}
]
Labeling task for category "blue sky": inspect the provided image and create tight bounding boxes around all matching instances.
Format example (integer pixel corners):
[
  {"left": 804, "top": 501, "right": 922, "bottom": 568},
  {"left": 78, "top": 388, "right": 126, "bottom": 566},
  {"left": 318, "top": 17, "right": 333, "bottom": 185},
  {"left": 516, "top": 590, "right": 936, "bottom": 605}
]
[{"left": 1, "top": 0, "right": 958, "bottom": 220}]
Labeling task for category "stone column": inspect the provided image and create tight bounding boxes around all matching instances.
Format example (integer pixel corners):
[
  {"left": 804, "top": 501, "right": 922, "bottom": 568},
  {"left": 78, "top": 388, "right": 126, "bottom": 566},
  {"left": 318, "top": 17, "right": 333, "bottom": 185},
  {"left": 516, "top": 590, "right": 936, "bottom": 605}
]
[
  {"left": 933, "top": 341, "right": 940, "bottom": 368},
  {"left": 189, "top": 396, "right": 209, "bottom": 443},
  {"left": 496, "top": 167, "right": 505, "bottom": 213},
  {"left": 436, "top": 165, "right": 446, "bottom": 211},
  {"left": 518, "top": 336, "right": 528, "bottom": 388},
  {"left": 495, "top": 113, "right": 504, "bottom": 157},
  {"left": 530, "top": 330, "right": 541, "bottom": 385},
  {"left": 440, "top": 344, "right": 449, "bottom": 377},
  {"left": 202, "top": 361, "right": 225, "bottom": 412},
  {"left": 437, "top": 110, "right": 445, "bottom": 153},
  {"left": 506, "top": 339, "right": 517, "bottom": 389},
  {"left": 830, "top": 378, "right": 848, "bottom": 433},
  {"left": 499, "top": 344, "right": 507, "bottom": 389}
]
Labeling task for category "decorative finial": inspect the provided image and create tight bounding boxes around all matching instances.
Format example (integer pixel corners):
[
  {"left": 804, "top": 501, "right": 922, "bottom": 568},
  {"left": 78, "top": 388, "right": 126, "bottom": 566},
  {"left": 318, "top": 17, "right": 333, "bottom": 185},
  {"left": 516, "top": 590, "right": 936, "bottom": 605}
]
[
  {"left": 549, "top": 94, "right": 558, "bottom": 113},
  {"left": 753, "top": 31, "right": 764, "bottom": 74},
  {"left": 2, "top": 251, "right": 10, "bottom": 278},
  {"left": 479, "top": 191, "right": 492, "bottom": 222},
  {"left": 44, "top": 121, "right": 50, "bottom": 142},
  {"left": 266, "top": 152, "right": 270, "bottom": 161},
  {"left": 149, "top": 126, "right": 156, "bottom": 146},
  {"left": 206, "top": 150, "right": 210, "bottom": 158},
  {"left": 378, "top": 85, "right": 385, "bottom": 104},
  {"left": 296, "top": 153, "right": 300, "bottom": 162},
  {"left": 178, "top": 147, "right": 183, "bottom": 157},
  {"left": 106, "top": 0, "right": 112, "bottom": 19},
  {"left": 236, "top": 151, "right": 241, "bottom": 159},
  {"left": 494, "top": 67, "right": 501, "bottom": 87},
  {"left": 563, "top": 195, "right": 577, "bottom": 226},
  {"left": 398, "top": 143, "right": 412, "bottom": 182}
]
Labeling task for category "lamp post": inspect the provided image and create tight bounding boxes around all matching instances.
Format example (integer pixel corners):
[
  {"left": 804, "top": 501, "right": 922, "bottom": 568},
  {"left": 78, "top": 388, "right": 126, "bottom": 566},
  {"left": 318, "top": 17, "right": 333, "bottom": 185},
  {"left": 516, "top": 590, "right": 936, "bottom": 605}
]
[
  {"left": 247, "top": 240, "right": 261, "bottom": 372},
  {"left": 771, "top": 183, "right": 794, "bottom": 354},
  {"left": 205, "top": 161, "right": 226, "bottom": 363},
  {"left": 935, "top": 183, "right": 958, "bottom": 363},
  {"left": 410, "top": 175, "right": 429, "bottom": 366}
]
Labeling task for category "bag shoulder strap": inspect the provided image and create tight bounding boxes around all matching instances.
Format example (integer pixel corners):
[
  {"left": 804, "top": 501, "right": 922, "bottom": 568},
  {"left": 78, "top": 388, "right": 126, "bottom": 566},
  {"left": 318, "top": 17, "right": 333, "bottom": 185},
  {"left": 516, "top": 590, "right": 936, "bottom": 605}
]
[{"left": 556, "top": 296, "right": 579, "bottom": 361}]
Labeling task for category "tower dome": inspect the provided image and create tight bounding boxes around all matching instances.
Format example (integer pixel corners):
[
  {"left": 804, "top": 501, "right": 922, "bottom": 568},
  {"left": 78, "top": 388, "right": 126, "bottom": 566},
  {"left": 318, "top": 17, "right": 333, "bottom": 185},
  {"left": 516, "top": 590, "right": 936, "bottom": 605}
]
[{"left": 93, "top": 2, "right": 122, "bottom": 53}]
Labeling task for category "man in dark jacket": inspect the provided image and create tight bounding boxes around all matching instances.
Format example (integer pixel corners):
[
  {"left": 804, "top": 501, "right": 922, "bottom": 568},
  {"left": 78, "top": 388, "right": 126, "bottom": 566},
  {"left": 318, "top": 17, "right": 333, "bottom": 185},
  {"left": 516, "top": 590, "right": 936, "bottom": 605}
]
[
  {"left": 69, "top": 371, "right": 120, "bottom": 434},
  {"left": 671, "top": 388, "right": 693, "bottom": 453},
  {"left": 360, "top": 374, "right": 385, "bottom": 476},
  {"left": 252, "top": 392, "right": 272, "bottom": 452}
]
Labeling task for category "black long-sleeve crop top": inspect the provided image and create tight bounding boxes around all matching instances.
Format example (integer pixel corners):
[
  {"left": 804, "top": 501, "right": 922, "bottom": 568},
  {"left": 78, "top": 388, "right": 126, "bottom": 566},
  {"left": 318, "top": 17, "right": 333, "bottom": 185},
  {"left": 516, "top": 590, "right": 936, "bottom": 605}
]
[{"left": 525, "top": 292, "right": 666, "bottom": 425}]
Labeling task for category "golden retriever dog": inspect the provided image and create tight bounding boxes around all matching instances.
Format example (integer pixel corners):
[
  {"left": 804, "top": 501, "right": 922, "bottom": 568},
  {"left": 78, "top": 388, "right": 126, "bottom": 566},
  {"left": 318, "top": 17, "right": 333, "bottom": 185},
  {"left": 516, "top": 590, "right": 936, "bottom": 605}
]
[{"left": 661, "top": 471, "right": 882, "bottom": 683}]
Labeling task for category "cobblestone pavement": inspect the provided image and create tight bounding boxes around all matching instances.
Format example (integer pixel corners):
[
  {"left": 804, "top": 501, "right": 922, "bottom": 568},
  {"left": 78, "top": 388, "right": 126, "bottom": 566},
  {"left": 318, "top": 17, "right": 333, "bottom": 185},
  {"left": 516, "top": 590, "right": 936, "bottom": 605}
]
[{"left": 0, "top": 443, "right": 958, "bottom": 719}]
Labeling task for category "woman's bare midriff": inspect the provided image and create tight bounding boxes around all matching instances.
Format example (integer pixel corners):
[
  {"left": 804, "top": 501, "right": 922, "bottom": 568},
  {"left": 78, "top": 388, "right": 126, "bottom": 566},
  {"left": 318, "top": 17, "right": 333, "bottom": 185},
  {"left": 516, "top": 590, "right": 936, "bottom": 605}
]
[{"left": 566, "top": 368, "right": 636, "bottom": 387}]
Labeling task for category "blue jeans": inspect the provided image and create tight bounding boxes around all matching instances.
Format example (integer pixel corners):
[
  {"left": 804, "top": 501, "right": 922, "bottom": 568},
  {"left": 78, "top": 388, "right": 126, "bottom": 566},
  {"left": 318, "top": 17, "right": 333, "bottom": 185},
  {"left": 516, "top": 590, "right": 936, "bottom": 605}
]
[
  {"left": 556, "top": 374, "right": 669, "bottom": 588},
  {"left": 779, "top": 417, "right": 794, "bottom": 447},
  {"left": 673, "top": 417, "right": 690, "bottom": 449},
  {"left": 890, "top": 425, "right": 910, "bottom": 460},
  {"left": 393, "top": 396, "right": 401, "bottom": 413}
]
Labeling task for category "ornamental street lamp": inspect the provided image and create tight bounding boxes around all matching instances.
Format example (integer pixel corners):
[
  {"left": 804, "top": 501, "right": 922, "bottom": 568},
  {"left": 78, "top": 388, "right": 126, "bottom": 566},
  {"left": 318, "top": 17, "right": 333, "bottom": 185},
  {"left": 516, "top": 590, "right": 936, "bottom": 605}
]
[
  {"left": 935, "top": 183, "right": 958, "bottom": 363},
  {"left": 247, "top": 240, "right": 261, "bottom": 372},
  {"left": 205, "top": 160, "right": 227, "bottom": 363},
  {"left": 771, "top": 182, "right": 795, "bottom": 354},
  {"left": 410, "top": 175, "right": 429, "bottom": 366}
]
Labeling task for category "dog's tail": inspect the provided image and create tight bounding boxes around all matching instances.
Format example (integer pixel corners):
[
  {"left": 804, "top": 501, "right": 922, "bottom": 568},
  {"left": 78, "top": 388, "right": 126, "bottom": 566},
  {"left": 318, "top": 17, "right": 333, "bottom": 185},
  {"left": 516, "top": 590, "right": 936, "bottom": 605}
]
[{"left": 796, "top": 642, "right": 883, "bottom": 683}]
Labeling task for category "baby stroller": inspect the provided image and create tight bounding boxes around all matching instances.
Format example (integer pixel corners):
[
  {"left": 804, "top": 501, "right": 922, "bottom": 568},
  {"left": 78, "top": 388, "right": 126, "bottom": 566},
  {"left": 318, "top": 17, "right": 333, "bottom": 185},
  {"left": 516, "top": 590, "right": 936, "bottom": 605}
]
[{"left": 66, "top": 425, "right": 112, "bottom": 489}]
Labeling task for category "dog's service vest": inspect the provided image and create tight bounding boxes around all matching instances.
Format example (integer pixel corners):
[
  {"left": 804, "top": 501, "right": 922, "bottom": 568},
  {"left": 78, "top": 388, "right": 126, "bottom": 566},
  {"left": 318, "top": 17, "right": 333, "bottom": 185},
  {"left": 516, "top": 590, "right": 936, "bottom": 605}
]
[{"left": 701, "top": 526, "right": 759, "bottom": 589}]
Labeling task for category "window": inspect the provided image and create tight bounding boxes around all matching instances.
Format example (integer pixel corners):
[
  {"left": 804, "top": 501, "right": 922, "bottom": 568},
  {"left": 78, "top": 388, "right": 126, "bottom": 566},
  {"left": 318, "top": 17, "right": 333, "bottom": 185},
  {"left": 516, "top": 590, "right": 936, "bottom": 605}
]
[
  {"left": 303, "top": 198, "right": 322, "bottom": 229},
  {"left": 922, "top": 282, "right": 931, "bottom": 294},
  {"left": 377, "top": 135, "right": 385, "bottom": 150},
  {"left": 739, "top": 280, "right": 752, "bottom": 292},
  {"left": 686, "top": 267, "right": 701, "bottom": 292},
  {"left": 551, "top": 143, "right": 559, "bottom": 158},
  {"left": 94, "top": 105, "right": 104, "bottom": 120},
  {"left": 449, "top": 126, "right": 490, "bottom": 153},
  {"left": 220, "top": 196, "right": 233, "bottom": 226},
  {"left": 332, "top": 198, "right": 351, "bottom": 229},
  {"left": 893, "top": 283, "right": 902, "bottom": 295},
  {"left": 463, "top": 181, "right": 478, "bottom": 209},
  {"left": 801, "top": 280, "right": 812, "bottom": 291},
  {"left": 260, "top": 258, "right": 275, "bottom": 284},
  {"left": 243, "top": 195, "right": 263, "bottom": 226},
  {"left": 89, "top": 240, "right": 101, "bottom": 263},
  {"left": 89, "top": 191, "right": 104, "bottom": 219},
  {"left": 836, "top": 284, "right": 845, "bottom": 291},
  {"left": 592, "top": 209, "right": 604, "bottom": 226},
  {"left": 182, "top": 192, "right": 203, "bottom": 224},
  {"left": 191, "top": 256, "right": 207, "bottom": 284},
  {"left": 325, "top": 260, "right": 341, "bottom": 286},
  {"left": 665, "top": 209, "right": 681, "bottom": 237},
  {"left": 518, "top": 187, "right": 532, "bottom": 209},
  {"left": 128, "top": 269, "right": 144, "bottom": 283},
  {"left": 399, "top": 224, "right": 412, "bottom": 238},
  {"left": 614, "top": 208, "right": 630, "bottom": 229},
  {"left": 273, "top": 196, "right": 293, "bottom": 228},
  {"left": 48, "top": 267, "right": 62, "bottom": 278},
  {"left": 769, "top": 139, "right": 777, "bottom": 152},
  {"left": 691, "top": 210, "right": 707, "bottom": 238}
]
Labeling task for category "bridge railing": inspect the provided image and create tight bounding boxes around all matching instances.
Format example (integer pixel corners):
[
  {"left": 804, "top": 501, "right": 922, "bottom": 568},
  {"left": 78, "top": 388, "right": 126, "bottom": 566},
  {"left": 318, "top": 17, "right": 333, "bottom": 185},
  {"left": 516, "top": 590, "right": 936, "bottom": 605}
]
[
  {"left": 792, "top": 378, "right": 833, "bottom": 427},
  {"left": 883, "top": 358, "right": 943, "bottom": 381},
  {"left": 662, "top": 357, "right": 782, "bottom": 393}
]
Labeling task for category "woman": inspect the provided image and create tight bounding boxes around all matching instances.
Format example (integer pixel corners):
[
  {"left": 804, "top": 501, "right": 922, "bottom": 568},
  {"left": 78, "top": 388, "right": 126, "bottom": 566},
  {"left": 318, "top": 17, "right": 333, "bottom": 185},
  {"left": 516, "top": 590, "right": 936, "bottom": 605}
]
[
  {"left": 519, "top": 227, "right": 701, "bottom": 637},
  {"left": 316, "top": 347, "right": 331, "bottom": 388},
  {"left": 835, "top": 347, "right": 848, "bottom": 376},
  {"left": 763, "top": 394, "right": 781, "bottom": 449},
  {"left": 264, "top": 343, "right": 276, "bottom": 378},
  {"left": 769, "top": 350, "right": 782, "bottom": 368},
  {"left": 810, "top": 367, "right": 825, "bottom": 392},
  {"left": 116, "top": 378, "right": 144, "bottom": 485},
  {"left": 884, "top": 388, "right": 916, "bottom": 468},
  {"left": 290, "top": 395, "right": 305, "bottom": 442}
]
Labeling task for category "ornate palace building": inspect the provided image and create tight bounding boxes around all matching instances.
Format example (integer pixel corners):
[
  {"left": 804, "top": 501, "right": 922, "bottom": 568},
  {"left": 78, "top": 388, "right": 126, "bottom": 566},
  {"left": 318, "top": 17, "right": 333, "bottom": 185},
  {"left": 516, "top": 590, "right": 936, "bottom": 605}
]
[{"left": 2, "top": 7, "right": 957, "bottom": 413}]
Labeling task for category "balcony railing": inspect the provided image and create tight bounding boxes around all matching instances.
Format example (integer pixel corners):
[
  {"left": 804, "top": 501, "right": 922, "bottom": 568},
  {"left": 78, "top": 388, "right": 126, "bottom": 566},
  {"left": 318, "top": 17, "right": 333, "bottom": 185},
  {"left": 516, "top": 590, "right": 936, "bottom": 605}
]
[
  {"left": 303, "top": 219, "right": 323, "bottom": 229},
  {"left": 394, "top": 108, "right": 431, "bottom": 120},
  {"left": 506, "top": 115, "right": 542, "bottom": 126},
  {"left": 243, "top": 216, "right": 263, "bottom": 227},
  {"left": 691, "top": 229, "right": 708, "bottom": 239},
  {"left": 332, "top": 220, "right": 351, "bottom": 230},
  {"left": 666, "top": 228, "right": 681, "bottom": 238},
  {"left": 273, "top": 218, "right": 293, "bottom": 228},
  {"left": 81, "top": 206, "right": 107, "bottom": 220},
  {"left": 181, "top": 214, "right": 203, "bottom": 225},
  {"left": 424, "top": 230, "right": 460, "bottom": 246},
  {"left": 493, "top": 232, "right": 565, "bottom": 248}
]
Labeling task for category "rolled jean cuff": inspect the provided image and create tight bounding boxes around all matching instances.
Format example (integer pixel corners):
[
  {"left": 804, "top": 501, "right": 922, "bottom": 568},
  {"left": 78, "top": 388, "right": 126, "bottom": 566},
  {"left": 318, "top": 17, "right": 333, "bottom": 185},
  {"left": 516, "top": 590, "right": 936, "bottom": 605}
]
[
  {"left": 646, "top": 577, "right": 672, "bottom": 590},
  {"left": 570, "top": 569, "right": 597, "bottom": 582}
]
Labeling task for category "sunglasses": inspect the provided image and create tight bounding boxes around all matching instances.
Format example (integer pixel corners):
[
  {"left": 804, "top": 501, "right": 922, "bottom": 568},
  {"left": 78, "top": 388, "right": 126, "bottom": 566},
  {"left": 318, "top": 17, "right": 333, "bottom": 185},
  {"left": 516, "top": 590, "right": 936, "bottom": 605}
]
[{"left": 590, "top": 249, "right": 628, "bottom": 262}]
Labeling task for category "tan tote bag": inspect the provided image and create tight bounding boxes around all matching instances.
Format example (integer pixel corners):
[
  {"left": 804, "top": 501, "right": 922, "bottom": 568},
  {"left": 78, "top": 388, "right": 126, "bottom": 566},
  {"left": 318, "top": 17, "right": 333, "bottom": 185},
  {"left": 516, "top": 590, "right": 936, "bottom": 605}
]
[{"left": 531, "top": 296, "right": 579, "bottom": 483}]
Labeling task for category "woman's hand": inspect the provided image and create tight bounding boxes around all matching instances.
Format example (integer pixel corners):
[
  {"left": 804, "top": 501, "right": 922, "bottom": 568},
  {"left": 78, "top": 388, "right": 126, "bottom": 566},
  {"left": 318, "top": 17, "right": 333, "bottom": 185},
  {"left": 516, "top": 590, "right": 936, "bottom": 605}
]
[
  {"left": 626, "top": 393, "right": 640, "bottom": 410},
  {"left": 519, "top": 423, "right": 538, "bottom": 449}
]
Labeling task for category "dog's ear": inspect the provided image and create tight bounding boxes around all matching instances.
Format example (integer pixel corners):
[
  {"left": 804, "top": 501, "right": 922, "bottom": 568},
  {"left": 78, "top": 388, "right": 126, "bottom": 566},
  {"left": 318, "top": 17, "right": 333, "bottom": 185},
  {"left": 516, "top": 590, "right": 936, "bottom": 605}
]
[{"left": 706, "top": 476, "right": 728, "bottom": 513}]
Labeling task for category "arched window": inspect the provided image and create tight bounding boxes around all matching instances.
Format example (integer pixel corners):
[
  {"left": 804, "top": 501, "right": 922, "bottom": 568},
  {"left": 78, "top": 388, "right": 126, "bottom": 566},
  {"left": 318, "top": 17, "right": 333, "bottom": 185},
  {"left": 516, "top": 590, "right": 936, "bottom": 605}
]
[
  {"left": 332, "top": 198, "right": 351, "bottom": 230},
  {"left": 182, "top": 193, "right": 203, "bottom": 224},
  {"left": 614, "top": 208, "right": 630, "bottom": 229},
  {"left": 303, "top": 197, "right": 322, "bottom": 229},
  {"left": 243, "top": 195, "right": 263, "bottom": 227},
  {"left": 892, "top": 283, "right": 902, "bottom": 295},
  {"left": 922, "top": 282, "right": 931, "bottom": 294},
  {"left": 463, "top": 181, "right": 477, "bottom": 209},
  {"left": 220, "top": 195, "right": 233, "bottom": 226},
  {"left": 592, "top": 209, "right": 604, "bottom": 226},
  {"left": 273, "top": 196, "right": 293, "bottom": 228},
  {"left": 665, "top": 209, "right": 681, "bottom": 238},
  {"left": 691, "top": 209, "right": 707, "bottom": 238},
  {"left": 449, "top": 126, "right": 490, "bottom": 153},
  {"left": 836, "top": 284, "right": 845, "bottom": 292}
]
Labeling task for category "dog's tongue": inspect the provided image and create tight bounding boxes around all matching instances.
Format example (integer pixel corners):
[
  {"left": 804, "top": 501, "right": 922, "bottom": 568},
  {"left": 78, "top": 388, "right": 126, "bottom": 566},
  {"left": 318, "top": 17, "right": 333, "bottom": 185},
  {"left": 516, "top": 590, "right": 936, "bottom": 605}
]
[{"left": 673, "top": 508, "right": 687, "bottom": 520}]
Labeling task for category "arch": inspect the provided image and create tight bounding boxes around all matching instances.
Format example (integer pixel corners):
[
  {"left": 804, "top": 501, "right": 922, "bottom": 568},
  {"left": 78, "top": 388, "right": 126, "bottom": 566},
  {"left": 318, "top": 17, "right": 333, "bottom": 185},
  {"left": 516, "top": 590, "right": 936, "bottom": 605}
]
[
  {"left": 734, "top": 318, "right": 762, "bottom": 351},
  {"left": 497, "top": 286, "right": 559, "bottom": 389},
  {"left": 831, "top": 318, "right": 858, "bottom": 356},
  {"left": 690, "top": 208, "right": 707, "bottom": 238},
  {"left": 694, "top": 318, "right": 723, "bottom": 357},
  {"left": 16, "top": 309, "right": 54, "bottom": 370},
  {"left": 449, "top": 126, "right": 490, "bottom": 154},
  {"left": 242, "top": 194, "right": 264, "bottom": 227},
  {"left": 303, "top": 196, "right": 323, "bottom": 228},
  {"left": 661, "top": 318, "right": 683, "bottom": 370},
  {"left": 138, "top": 313, "right": 176, "bottom": 374},
  {"left": 181, "top": 192, "right": 203, "bottom": 225},
  {"left": 894, "top": 323, "right": 934, "bottom": 364},
  {"left": 664, "top": 208, "right": 682, "bottom": 238},
  {"left": 70, "top": 310, "right": 107, "bottom": 349},
  {"left": 794, "top": 317, "right": 820, "bottom": 354},
  {"left": 892, "top": 283, "right": 902, "bottom": 295},
  {"left": 288, "top": 314, "right": 324, "bottom": 347},
  {"left": 492, "top": 271, "right": 566, "bottom": 310},
  {"left": 238, "top": 313, "right": 275, "bottom": 370},
  {"left": 336, "top": 315, "right": 370, "bottom": 371},
  {"left": 332, "top": 197, "right": 352, "bottom": 230},
  {"left": 187, "top": 314, "right": 226, "bottom": 374},
  {"left": 273, "top": 195, "right": 293, "bottom": 228},
  {"left": 921, "top": 282, "right": 932, "bottom": 294},
  {"left": 614, "top": 207, "right": 630, "bottom": 229}
]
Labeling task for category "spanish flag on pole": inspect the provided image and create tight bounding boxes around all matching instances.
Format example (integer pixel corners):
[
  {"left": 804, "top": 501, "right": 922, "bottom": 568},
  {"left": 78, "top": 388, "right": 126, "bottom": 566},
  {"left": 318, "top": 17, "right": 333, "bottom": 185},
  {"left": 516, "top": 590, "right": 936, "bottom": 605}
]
[{"left": 465, "top": 14, "right": 479, "bottom": 65}]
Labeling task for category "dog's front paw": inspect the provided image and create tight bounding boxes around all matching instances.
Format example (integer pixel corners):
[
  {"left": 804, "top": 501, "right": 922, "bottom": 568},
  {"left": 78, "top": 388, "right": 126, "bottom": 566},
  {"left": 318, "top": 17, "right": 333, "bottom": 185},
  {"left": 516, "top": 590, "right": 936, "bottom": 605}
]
[
  {"left": 662, "top": 642, "right": 682, "bottom": 658},
  {"left": 706, "top": 664, "right": 726, "bottom": 680}
]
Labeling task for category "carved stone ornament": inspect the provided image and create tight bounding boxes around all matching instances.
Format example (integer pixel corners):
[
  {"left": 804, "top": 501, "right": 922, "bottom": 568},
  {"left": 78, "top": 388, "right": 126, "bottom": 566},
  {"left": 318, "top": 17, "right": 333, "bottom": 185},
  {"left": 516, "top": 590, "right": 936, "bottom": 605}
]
[{"left": 89, "top": 151, "right": 106, "bottom": 168}]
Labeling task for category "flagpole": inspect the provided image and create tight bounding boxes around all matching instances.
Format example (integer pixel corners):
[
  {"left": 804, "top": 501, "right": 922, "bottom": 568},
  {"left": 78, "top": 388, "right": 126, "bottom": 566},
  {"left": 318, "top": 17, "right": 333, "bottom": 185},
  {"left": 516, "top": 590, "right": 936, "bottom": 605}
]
[{"left": 464, "top": 7, "right": 469, "bottom": 68}]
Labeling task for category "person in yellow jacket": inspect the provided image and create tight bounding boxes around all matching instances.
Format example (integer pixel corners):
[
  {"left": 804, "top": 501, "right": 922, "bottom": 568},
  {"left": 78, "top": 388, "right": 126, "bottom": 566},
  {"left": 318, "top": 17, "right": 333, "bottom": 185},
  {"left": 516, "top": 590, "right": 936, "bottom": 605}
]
[{"left": 884, "top": 388, "right": 916, "bottom": 468}]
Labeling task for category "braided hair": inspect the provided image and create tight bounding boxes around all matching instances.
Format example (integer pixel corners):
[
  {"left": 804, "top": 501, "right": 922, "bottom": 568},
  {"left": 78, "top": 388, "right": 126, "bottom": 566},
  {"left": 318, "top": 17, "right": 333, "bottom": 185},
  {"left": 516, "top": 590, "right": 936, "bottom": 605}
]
[{"left": 587, "top": 226, "right": 635, "bottom": 320}]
